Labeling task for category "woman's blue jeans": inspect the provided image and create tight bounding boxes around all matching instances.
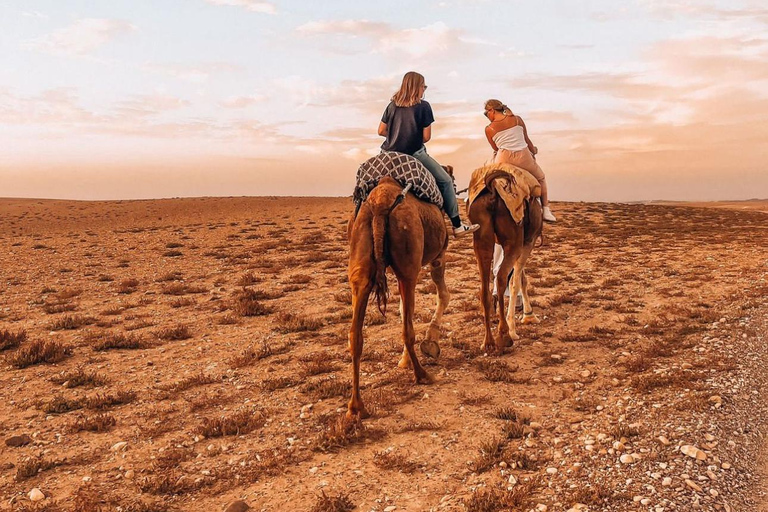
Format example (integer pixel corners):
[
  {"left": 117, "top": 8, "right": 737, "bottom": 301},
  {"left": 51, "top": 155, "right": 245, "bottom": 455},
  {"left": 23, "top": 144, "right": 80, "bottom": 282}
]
[{"left": 412, "top": 146, "right": 459, "bottom": 220}]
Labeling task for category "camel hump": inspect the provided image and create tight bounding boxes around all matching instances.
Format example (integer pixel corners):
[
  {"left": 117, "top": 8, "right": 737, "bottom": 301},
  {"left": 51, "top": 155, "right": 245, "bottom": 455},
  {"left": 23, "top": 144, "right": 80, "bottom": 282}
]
[{"left": 354, "top": 151, "right": 443, "bottom": 208}]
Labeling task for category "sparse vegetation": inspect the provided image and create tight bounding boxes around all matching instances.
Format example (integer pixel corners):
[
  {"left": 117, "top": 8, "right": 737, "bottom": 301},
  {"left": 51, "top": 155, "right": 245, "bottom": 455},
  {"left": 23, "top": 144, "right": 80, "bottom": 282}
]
[{"left": 10, "top": 339, "right": 71, "bottom": 368}]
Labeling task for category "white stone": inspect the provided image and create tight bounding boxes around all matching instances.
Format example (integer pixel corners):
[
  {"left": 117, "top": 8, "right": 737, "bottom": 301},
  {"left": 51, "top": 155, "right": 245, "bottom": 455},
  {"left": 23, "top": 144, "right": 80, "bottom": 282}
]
[
  {"left": 29, "top": 488, "right": 45, "bottom": 502},
  {"left": 111, "top": 441, "right": 128, "bottom": 452}
]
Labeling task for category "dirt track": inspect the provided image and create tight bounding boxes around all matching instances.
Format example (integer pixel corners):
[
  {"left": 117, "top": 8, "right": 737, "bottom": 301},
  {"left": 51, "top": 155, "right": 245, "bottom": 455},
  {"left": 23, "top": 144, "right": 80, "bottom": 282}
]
[{"left": 1, "top": 197, "right": 767, "bottom": 512}]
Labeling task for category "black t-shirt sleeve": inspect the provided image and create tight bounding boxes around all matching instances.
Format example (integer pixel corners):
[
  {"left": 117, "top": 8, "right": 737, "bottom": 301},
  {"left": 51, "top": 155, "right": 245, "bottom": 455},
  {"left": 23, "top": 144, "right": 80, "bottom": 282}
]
[
  {"left": 420, "top": 101, "right": 435, "bottom": 128},
  {"left": 381, "top": 101, "right": 395, "bottom": 124}
]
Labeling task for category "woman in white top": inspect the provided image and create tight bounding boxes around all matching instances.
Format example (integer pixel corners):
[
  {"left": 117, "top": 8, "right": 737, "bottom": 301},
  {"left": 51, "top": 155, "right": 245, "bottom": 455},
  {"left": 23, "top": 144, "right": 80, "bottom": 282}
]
[{"left": 484, "top": 99, "right": 556, "bottom": 222}]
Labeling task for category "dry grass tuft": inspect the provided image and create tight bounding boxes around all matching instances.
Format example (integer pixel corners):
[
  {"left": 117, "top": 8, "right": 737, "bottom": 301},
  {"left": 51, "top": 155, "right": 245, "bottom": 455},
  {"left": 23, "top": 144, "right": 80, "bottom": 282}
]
[
  {"left": 232, "top": 288, "right": 275, "bottom": 316},
  {"left": 83, "top": 390, "right": 136, "bottom": 410},
  {"left": 159, "top": 371, "right": 218, "bottom": 394},
  {"left": 92, "top": 332, "right": 148, "bottom": 351},
  {"left": 15, "top": 458, "right": 57, "bottom": 481},
  {"left": 50, "top": 368, "right": 108, "bottom": 388},
  {"left": 160, "top": 283, "right": 207, "bottom": 295},
  {"left": 197, "top": 409, "right": 266, "bottom": 437},
  {"left": 310, "top": 491, "right": 355, "bottom": 512},
  {"left": 69, "top": 413, "right": 117, "bottom": 433},
  {"left": 475, "top": 359, "right": 518, "bottom": 382},
  {"left": 155, "top": 324, "right": 192, "bottom": 341},
  {"left": 10, "top": 339, "right": 71, "bottom": 368},
  {"left": 373, "top": 450, "right": 420, "bottom": 473},
  {"left": 229, "top": 340, "right": 290, "bottom": 368},
  {"left": 116, "top": 278, "right": 140, "bottom": 294},
  {"left": 49, "top": 314, "right": 96, "bottom": 331},
  {"left": 464, "top": 479, "right": 540, "bottom": 512},
  {"left": 40, "top": 395, "right": 84, "bottom": 414},
  {"left": 274, "top": 311, "right": 324, "bottom": 333},
  {"left": 313, "top": 415, "right": 386, "bottom": 453},
  {"left": 0, "top": 328, "right": 26, "bottom": 351},
  {"left": 236, "top": 272, "right": 260, "bottom": 286},
  {"left": 301, "top": 376, "right": 350, "bottom": 400},
  {"left": 471, "top": 437, "right": 507, "bottom": 473}
]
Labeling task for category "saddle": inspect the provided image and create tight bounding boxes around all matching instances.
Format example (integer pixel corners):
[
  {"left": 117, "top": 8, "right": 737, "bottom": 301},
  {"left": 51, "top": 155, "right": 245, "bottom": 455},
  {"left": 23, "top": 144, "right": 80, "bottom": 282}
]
[
  {"left": 353, "top": 151, "right": 443, "bottom": 208},
  {"left": 468, "top": 163, "right": 541, "bottom": 224}
]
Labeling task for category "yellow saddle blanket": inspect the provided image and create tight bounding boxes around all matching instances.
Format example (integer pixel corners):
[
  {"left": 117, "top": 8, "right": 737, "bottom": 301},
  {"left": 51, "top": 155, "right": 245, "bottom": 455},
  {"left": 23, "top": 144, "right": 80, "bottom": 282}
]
[{"left": 468, "top": 163, "right": 542, "bottom": 224}]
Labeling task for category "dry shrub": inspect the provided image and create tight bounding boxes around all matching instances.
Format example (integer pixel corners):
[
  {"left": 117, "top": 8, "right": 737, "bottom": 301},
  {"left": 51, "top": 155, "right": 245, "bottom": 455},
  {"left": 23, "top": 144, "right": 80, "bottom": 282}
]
[
  {"left": 333, "top": 290, "right": 353, "bottom": 304},
  {"left": 471, "top": 437, "right": 507, "bottom": 473},
  {"left": 624, "top": 354, "right": 651, "bottom": 373},
  {"left": 502, "top": 421, "right": 527, "bottom": 440},
  {"left": 232, "top": 289, "right": 274, "bottom": 317},
  {"left": 57, "top": 287, "right": 82, "bottom": 300},
  {"left": 155, "top": 271, "right": 183, "bottom": 282},
  {"left": 611, "top": 423, "right": 640, "bottom": 439},
  {"left": 197, "top": 409, "right": 266, "bottom": 437},
  {"left": 97, "top": 274, "right": 114, "bottom": 282},
  {"left": 70, "top": 413, "right": 117, "bottom": 433},
  {"left": 236, "top": 272, "right": 260, "bottom": 286},
  {"left": 364, "top": 311, "right": 386, "bottom": 326},
  {"left": 632, "top": 370, "right": 701, "bottom": 391},
  {"left": 464, "top": 479, "right": 540, "bottom": 512},
  {"left": 394, "top": 420, "right": 441, "bottom": 433},
  {"left": 300, "top": 358, "right": 340, "bottom": 377},
  {"left": 162, "top": 250, "right": 183, "bottom": 257},
  {"left": 50, "top": 314, "right": 96, "bottom": 331},
  {"left": 151, "top": 447, "right": 193, "bottom": 471},
  {"left": 160, "top": 372, "right": 218, "bottom": 394},
  {"left": 165, "top": 242, "right": 183, "bottom": 248},
  {"left": 287, "top": 273, "right": 312, "bottom": 284},
  {"left": 116, "top": 279, "right": 140, "bottom": 294},
  {"left": 372, "top": 451, "right": 420, "bottom": 473},
  {"left": 170, "top": 297, "right": 195, "bottom": 308},
  {"left": 313, "top": 415, "right": 386, "bottom": 453},
  {"left": 570, "top": 483, "right": 616, "bottom": 506},
  {"left": 301, "top": 376, "right": 350, "bottom": 399},
  {"left": 15, "top": 457, "right": 57, "bottom": 481},
  {"left": 101, "top": 306, "right": 125, "bottom": 316},
  {"left": 0, "top": 328, "right": 26, "bottom": 351},
  {"left": 559, "top": 332, "right": 595, "bottom": 343},
  {"left": 10, "top": 339, "right": 71, "bottom": 368},
  {"left": 41, "top": 395, "right": 84, "bottom": 414},
  {"left": 475, "top": 359, "right": 517, "bottom": 383},
  {"left": 161, "top": 283, "right": 207, "bottom": 295},
  {"left": 50, "top": 368, "right": 108, "bottom": 388},
  {"left": 274, "top": 311, "right": 323, "bottom": 333},
  {"left": 310, "top": 491, "right": 355, "bottom": 512},
  {"left": 138, "top": 470, "right": 203, "bottom": 496},
  {"left": 262, "top": 376, "right": 300, "bottom": 391},
  {"left": 155, "top": 324, "right": 191, "bottom": 341},
  {"left": 92, "top": 332, "right": 148, "bottom": 351},
  {"left": 43, "top": 300, "right": 79, "bottom": 314},
  {"left": 229, "top": 341, "right": 289, "bottom": 368},
  {"left": 84, "top": 390, "right": 136, "bottom": 410},
  {"left": 216, "top": 313, "right": 239, "bottom": 325}
]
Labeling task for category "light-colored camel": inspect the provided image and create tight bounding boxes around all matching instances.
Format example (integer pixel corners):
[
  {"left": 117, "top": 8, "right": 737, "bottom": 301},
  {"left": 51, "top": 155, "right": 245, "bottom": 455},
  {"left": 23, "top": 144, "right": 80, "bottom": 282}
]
[
  {"left": 346, "top": 176, "right": 450, "bottom": 419},
  {"left": 468, "top": 180, "right": 543, "bottom": 352}
]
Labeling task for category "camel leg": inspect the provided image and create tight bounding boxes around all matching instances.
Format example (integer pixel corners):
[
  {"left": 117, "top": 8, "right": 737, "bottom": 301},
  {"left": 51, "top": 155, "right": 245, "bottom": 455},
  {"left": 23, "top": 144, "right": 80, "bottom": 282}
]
[
  {"left": 518, "top": 246, "right": 540, "bottom": 325},
  {"left": 347, "top": 275, "right": 372, "bottom": 419},
  {"left": 397, "top": 278, "right": 433, "bottom": 383},
  {"left": 423, "top": 256, "right": 449, "bottom": 357},
  {"left": 472, "top": 218, "right": 495, "bottom": 352},
  {"left": 495, "top": 244, "right": 519, "bottom": 347}
]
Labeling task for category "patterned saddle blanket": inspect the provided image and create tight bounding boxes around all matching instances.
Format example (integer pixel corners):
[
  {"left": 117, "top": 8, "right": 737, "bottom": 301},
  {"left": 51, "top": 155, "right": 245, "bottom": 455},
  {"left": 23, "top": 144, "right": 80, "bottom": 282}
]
[{"left": 353, "top": 151, "right": 443, "bottom": 209}]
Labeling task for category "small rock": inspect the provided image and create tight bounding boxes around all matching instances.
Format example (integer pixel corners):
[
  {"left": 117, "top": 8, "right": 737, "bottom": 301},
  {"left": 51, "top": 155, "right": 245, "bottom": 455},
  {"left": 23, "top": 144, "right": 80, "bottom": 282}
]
[
  {"left": 224, "top": 500, "right": 250, "bottom": 512},
  {"left": 620, "top": 454, "right": 634, "bottom": 464},
  {"left": 680, "top": 445, "right": 707, "bottom": 461},
  {"left": 657, "top": 436, "right": 670, "bottom": 446},
  {"left": 546, "top": 467, "right": 558, "bottom": 475},
  {"left": 685, "top": 479, "right": 702, "bottom": 492},
  {"left": 5, "top": 435, "right": 33, "bottom": 447},
  {"left": 124, "top": 470, "right": 135, "bottom": 479},
  {"left": 662, "top": 477, "right": 672, "bottom": 486},
  {"left": 29, "top": 488, "right": 45, "bottom": 502},
  {"left": 111, "top": 441, "right": 128, "bottom": 452},
  {"left": 384, "top": 507, "right": 397, "bottom": 512},
  {"left": 721, "top": 462, "right": 731, "bottom": 470}
]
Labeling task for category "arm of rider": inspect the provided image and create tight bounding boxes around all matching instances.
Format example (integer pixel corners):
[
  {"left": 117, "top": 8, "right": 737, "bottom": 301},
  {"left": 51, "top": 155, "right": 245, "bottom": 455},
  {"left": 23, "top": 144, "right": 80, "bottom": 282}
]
[
  {"left": 378, "top": 122, "right": 388, "bottom": 137},
  {"left": 422, "top": 125, "right": 432, "bottom": 143},
  {"left": 518, "top": 117, "right": 537, "bottom": 156},
  {"left": 484, "top": 126, "right": 499, "bottom": 152}
]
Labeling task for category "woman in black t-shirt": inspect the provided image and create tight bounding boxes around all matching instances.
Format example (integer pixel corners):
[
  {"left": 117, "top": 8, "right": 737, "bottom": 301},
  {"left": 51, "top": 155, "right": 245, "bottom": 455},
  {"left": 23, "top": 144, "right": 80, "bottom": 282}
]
[{"left": 378, "top": 71, "right": 478, "bottom": 237}]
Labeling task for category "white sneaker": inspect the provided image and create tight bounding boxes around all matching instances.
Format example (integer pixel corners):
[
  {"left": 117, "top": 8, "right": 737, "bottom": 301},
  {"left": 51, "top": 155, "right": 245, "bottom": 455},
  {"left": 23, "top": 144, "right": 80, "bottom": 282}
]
[
  {"left": 453, "top": 223, "right": 480, "bottom": 237},
  {"left": 543, "top": 206, "right": 557, "bottom": 222}
]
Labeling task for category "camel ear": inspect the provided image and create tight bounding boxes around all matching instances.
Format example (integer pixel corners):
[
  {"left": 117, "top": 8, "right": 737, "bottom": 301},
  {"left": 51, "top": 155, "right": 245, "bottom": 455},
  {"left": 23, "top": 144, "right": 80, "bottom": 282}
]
[{"left": 442, "top": 165, "right": 454, "bottom": 177}]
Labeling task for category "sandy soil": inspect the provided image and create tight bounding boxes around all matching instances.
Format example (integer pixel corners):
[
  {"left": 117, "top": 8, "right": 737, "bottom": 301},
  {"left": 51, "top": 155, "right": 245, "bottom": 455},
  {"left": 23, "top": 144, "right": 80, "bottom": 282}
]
[{"left": 1, "top": 197, "right": 767, "bottom": 512}]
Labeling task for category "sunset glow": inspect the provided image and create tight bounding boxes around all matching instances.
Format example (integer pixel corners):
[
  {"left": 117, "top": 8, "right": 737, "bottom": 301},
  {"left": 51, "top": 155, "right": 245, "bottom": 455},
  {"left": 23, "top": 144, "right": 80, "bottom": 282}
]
[{"left": 1, "top": 1, "right": 767, "bottom": 201}]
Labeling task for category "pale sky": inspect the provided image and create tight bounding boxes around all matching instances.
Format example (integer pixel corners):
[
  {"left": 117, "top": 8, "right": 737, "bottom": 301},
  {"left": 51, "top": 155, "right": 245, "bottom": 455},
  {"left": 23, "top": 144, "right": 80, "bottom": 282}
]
[{"left": 1, "top": 0, "right": 767, "bottom": 201}]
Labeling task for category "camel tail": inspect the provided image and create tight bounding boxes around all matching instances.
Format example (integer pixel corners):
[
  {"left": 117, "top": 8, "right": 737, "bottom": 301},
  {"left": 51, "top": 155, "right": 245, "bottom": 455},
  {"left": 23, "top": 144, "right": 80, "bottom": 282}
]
[
  {"left": 371, "top": 208, "right": 389, "bottom": 316},
  {"left": 523, "top": 198, "right": 543, "bottom": 246}
]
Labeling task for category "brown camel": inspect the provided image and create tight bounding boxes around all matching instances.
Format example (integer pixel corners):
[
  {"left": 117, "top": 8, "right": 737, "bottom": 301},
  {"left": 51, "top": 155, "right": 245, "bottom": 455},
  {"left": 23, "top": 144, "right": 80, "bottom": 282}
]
[
  {"left": 346, "top": 176, "right": 450, "bottom": 419},
  {"left": 468, "top": 179, "right": 543, "bottom": 352}
]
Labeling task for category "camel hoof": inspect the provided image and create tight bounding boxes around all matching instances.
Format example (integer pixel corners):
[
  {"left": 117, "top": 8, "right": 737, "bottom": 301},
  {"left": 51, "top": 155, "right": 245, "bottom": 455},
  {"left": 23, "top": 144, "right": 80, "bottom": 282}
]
[
  {"left": 420, "top": 340, "right": 441, "bottom": 359},
  {"left": 498, "top": 333, "right": 517, "bottom": 348},
  {"left": 347, "top": 404, "right": 370, "bottom": 420},
  {"left": 398, "top": 355, "right": 412, "bottom": 369},
  {"left": 415, "top": 371, "right": 434, "bottom": 385},
  {"left": 521, "top": 313, "right": 540, "bottom": 324}
]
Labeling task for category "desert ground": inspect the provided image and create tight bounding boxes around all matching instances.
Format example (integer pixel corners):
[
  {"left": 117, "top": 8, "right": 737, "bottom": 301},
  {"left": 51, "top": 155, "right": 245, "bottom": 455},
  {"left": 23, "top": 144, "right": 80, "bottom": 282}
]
[{"left": 1, "top": 196, "right": 767, "bottom": 512}]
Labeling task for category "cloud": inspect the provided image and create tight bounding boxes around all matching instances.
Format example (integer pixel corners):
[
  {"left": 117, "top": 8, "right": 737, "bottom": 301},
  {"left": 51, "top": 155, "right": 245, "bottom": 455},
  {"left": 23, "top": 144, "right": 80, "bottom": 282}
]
[
  {"left": 27, "top": 18, "right": 136, "bottom": 56},
  {"left": 219, "top": 95, "right": 267, "bottom": 108},
  {"left": 295, "top": 19, "right": 477, "bottom": 59},
  {"left": 142, "top": 62, "right": 243, "bottom": 83},
  {"left": 204, "top": 0, "right": 276, "bottom": 14}
]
